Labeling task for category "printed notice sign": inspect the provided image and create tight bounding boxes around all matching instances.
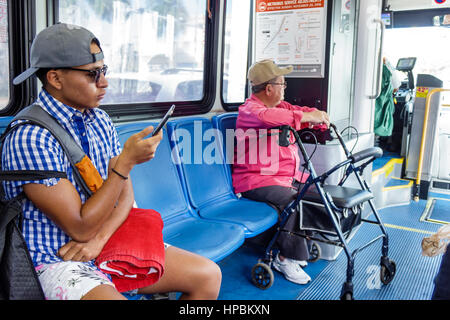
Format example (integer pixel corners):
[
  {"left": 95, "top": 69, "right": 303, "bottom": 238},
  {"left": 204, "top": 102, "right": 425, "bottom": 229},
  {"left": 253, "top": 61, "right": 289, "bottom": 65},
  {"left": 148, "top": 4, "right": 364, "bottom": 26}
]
[{"left": 254, "top": 0, "right": 327, "bottom": 78}]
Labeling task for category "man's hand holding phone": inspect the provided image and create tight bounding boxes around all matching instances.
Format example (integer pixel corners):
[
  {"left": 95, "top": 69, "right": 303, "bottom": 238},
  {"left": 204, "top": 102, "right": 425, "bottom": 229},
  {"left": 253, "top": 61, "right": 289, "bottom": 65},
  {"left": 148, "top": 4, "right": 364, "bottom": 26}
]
[
  {"left": 152, "top": 104, "right": 176, "bottom": 136},
  {"left": 118, "top": 105, "right": 176, "bottom": 172}
]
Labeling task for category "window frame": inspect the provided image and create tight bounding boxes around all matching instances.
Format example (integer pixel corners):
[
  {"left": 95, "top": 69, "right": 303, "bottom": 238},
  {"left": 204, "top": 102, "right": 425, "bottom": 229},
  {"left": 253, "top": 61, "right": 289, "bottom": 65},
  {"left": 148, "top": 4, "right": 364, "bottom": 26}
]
[
  {"left": 51, "top": 0, "right": 219, "bottom": 121},
  {"left": 0, "top": 0, "right": 37, "bottom": 116},
  {"left": 220, "top": 0, "right": 252, "bottom": 112}
]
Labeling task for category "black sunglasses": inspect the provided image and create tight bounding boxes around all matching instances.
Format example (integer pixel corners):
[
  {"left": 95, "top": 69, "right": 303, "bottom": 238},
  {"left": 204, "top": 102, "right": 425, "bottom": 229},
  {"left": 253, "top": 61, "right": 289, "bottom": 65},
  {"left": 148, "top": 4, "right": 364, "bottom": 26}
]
[{"left": 58, "top": 65, "right": 108, "bottom": 83}]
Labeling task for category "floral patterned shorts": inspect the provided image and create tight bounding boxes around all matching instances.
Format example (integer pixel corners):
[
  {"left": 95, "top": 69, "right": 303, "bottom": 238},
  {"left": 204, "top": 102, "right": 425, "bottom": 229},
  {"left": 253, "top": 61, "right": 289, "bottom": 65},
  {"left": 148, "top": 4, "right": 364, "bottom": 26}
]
[
  {"left": 35, "top": 243, "right": 172, "bottom": 300},
  {"left": 35, "top": 261, "right": 116, "bottom": 300}
]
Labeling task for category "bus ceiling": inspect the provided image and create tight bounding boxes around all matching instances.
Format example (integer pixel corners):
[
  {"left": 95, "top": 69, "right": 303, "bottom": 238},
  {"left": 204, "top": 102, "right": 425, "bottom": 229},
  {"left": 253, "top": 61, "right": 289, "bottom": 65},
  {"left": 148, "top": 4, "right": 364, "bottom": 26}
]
[
  {"left": 383, "top": 0, "right": 450, "bottom": 28},
  {"left": 385, "top": 0, "right": 450, "bottom": 12}
]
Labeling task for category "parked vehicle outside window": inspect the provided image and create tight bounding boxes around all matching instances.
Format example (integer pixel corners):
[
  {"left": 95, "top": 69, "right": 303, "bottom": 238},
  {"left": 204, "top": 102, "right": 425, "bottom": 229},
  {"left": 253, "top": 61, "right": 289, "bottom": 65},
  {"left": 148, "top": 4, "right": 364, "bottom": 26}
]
[{"left": 59, "top": 0, "right": 206, "bottom": 105}]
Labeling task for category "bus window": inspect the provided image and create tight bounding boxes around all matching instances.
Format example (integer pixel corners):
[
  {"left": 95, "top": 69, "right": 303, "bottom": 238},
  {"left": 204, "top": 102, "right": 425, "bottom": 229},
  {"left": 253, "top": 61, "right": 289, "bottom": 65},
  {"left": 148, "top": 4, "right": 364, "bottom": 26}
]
[
  {"left": 384, "top": 26, "right": 450, "bottom": 89},
  {"left": 0, "top": 0, "right": 9, "bottom": 110},
  {"left": 58, "top": 0, "right": 207, "bottom": 105},
  {"left": 222, "top": 0, "right": 251, "bottom": 106}
]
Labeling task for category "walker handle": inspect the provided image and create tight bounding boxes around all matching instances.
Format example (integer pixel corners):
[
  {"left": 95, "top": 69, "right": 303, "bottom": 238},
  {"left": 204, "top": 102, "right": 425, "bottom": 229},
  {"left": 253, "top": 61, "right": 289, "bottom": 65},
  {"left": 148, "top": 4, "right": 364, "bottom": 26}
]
[
  {"left": 329, "top": 123, "right": 351, "bottom": 157},
  {"left": 350, "top": 147, "right": 383, "bottom": 163}
]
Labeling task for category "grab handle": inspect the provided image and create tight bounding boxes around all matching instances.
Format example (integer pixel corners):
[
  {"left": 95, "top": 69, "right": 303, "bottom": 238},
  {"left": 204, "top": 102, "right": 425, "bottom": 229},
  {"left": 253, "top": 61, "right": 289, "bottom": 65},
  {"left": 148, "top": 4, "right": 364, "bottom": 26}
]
[{"left": 368, "top": 18, "right": 385, "bottom": 100}]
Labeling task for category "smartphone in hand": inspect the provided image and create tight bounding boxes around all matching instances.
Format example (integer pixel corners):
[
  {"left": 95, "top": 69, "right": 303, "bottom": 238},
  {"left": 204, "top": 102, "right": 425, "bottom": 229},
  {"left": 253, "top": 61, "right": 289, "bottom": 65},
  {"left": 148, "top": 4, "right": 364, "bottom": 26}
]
[{"left": 152, "top": 104, "right": 176, "bottom": 136}]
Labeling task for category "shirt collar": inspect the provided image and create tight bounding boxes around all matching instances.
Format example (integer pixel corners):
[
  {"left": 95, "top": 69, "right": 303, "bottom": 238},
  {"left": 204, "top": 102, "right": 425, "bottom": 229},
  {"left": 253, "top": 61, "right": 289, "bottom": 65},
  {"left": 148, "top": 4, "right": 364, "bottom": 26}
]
[
  {"left": 36, "top": 89, "right": 98, "bottom": 125},
  {"left": 248, "top": 93, "right": 282, "bottom": 109},
  {"left": 249, "top": 94, "right": 264, "bottom": 105}
]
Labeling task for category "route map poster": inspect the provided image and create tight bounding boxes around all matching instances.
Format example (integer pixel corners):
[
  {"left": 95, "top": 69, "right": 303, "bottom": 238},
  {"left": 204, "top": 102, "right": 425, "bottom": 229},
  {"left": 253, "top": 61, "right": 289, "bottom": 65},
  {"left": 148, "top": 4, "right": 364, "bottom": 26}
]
[{"left": 254, "top": 0, "right": 327, "bottom": 78}]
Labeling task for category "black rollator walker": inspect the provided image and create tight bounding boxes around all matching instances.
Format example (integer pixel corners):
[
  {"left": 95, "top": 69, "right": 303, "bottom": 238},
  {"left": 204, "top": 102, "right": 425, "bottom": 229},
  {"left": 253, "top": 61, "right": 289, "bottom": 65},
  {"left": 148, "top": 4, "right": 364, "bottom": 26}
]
[{"left": 251, "top": 124, "right": 396, "bottom": 300}]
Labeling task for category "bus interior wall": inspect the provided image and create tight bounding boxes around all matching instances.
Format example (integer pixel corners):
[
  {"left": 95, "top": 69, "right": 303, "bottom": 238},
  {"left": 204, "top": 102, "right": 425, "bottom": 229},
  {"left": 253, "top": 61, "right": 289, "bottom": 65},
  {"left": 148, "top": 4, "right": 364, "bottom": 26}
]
[{"left": 284, "top": 78, "right": 328, "bottom": 111}]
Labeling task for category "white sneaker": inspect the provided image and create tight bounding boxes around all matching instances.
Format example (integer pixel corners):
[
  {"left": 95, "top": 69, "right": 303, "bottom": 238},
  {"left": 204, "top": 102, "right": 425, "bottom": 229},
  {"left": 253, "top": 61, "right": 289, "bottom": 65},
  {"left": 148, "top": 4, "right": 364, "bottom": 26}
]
[
  {"left": 273, "top": 254, "right": 311, "bottom": 285},
  {"left": 298, "top": 260, "right": 308, "bottom": 268},
  {"left": 276, "top": 255, "right": 308, "bottom": 267}
]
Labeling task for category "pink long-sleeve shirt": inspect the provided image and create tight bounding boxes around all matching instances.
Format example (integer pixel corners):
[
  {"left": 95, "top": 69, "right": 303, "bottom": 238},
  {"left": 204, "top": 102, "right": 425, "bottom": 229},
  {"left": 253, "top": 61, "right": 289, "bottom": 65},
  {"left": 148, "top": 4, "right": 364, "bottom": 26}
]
[{"left": 232, "top": 94, "right": 317, "bottom": 194}]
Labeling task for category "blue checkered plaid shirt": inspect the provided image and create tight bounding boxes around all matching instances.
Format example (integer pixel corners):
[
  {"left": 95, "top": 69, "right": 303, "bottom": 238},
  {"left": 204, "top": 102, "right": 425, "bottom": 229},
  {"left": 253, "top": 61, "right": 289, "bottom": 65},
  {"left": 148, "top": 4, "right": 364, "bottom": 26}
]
[{"left": 1, "top": 89, "right": 122, "bottom": 266}]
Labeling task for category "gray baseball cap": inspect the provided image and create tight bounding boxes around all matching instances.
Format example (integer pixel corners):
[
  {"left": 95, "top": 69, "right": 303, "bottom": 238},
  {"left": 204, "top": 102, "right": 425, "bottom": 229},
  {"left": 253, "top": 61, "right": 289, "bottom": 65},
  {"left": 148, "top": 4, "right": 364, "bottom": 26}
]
[{"left": 13, "top": 23, "right": 104, "bottom": 85}]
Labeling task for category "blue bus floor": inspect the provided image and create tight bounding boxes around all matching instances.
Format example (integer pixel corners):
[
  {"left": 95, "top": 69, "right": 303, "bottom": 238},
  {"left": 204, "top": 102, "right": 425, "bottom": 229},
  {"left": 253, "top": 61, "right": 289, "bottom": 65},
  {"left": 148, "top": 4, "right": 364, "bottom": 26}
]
[
  {"left": 372, "top": 150, "right": 401, "bottom": 171},
  {"left": 217, "top": 198, "right": 444, "bottom": 300},
  {"left": 424, "top": 194, "right": 450, "bottom": 224},
  {"left": 217, "top": 242, "right": 329, "bottom": 300}
]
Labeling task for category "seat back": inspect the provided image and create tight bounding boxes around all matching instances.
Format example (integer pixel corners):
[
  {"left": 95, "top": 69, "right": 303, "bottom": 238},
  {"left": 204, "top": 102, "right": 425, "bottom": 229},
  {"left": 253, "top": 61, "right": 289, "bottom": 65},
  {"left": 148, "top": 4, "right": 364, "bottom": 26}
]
[
  {"left": 212, "top": 113, "right": 238, "bottom": 183},
  {"left": 116, "top": 122, "right": 195, "bottom": 222},
  {"left": 0, "top": 117, "right": 13, "bottom": 136},
  {"left": 167, "top": 118, "right": 235, "bottom": 209}
]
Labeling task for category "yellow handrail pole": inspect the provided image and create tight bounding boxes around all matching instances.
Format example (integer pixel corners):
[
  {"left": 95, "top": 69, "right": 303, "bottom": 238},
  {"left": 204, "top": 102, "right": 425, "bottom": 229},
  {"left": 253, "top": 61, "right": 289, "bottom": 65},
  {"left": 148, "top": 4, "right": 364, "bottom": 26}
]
[{"left": 414, "top": 88, "right": 450, "bottom": 201}]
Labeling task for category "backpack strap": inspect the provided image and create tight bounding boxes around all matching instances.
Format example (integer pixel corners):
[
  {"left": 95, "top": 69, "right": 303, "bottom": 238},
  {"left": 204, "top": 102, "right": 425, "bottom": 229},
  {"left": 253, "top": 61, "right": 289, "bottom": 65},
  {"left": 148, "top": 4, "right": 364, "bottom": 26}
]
[
  {"left": 0, "top": 170, "right": 67, "bottom": 182},
  {"left": 0, "top": 170, "right": 67, "bottom": 230},
  {"left": 1, "top": 105, "right": 96, "bottom": 197},
  {"left": 14, "top": 105, "right": 86, "bottom": 166}
]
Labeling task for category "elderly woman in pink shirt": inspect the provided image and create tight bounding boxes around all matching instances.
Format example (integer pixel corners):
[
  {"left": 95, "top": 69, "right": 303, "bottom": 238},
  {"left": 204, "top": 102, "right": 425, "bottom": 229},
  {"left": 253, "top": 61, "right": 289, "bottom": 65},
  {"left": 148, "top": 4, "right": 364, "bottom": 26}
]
[{"left": 232, "top": 60, "right": 329, "bottom": 285}]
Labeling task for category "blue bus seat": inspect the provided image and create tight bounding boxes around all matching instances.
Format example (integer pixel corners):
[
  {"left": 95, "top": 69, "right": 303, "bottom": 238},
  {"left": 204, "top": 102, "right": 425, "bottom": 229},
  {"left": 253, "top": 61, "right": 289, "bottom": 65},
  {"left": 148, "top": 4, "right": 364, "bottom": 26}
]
[
  {"left": 167, "top": 117, "right": 278, "bottom": 238},
  {"left": 116, "top": 122, "right": 245, "bottom": 262},
  {"left": 211, "top": 112, "right": 238, "bottom": 186},
  {"left": 0, "top": 117, "right": 14, "bottom": 135}
]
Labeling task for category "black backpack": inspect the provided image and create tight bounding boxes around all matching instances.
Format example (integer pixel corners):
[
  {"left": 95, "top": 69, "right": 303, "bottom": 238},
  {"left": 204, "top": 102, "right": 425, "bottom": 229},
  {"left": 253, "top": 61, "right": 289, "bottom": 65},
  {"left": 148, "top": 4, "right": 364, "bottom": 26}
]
[
  {"left": 0, "top": 171, "right": 65, "bottom": 300},
  {"left": 0, "top": 104, "right": 92, "bottom": 300}
]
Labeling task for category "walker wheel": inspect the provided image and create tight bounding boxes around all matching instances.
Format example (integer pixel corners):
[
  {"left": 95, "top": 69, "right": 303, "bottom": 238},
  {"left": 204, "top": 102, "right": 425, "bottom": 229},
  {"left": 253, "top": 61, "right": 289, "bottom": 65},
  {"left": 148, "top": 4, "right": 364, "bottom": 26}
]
[
  {"left": 251, "top": 262, "right": 274, "bottom": 290},
  {"left": 340, "top": 282, "right": 354, "bottom": 300},
  {"left": 308, "top": 241, "right": 321, "bottom": 263},
  {"left": 341, "top": 291, "right": 353, "bottom": 300},
  {"left": 380, "top": 259, "right": 396, "bottom": 285}
]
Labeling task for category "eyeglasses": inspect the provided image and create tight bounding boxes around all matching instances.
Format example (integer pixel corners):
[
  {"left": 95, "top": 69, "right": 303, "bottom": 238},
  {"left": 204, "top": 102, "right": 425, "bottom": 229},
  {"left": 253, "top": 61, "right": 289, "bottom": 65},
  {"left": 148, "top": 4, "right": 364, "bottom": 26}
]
[
  {"left": 58, "top": 65, "right": 108, "bottom": 83},
  {"left": 268, "top": 81, "right": 287, "bottom": 89}
]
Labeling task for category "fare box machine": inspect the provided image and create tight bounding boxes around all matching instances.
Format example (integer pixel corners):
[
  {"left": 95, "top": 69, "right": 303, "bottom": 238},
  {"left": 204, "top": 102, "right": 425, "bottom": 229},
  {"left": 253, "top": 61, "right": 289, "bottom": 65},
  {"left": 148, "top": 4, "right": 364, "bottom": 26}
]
[
  {"left": 404, "top": 70, "right": 445, "bottom": 200},
  {"left": 392, "top": 57, "right": 417, "bottom": 158}
]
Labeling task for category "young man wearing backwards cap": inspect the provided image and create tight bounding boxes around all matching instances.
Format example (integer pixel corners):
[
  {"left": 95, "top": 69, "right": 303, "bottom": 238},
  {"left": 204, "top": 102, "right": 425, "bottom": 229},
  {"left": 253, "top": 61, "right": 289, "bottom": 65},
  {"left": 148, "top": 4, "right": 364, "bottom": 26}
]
[
  {"left": 232, "top": 59, "right": 330, "bottom": 285},
  {"left": 2, "top": 23, "right": 221, "bottom": 300}
]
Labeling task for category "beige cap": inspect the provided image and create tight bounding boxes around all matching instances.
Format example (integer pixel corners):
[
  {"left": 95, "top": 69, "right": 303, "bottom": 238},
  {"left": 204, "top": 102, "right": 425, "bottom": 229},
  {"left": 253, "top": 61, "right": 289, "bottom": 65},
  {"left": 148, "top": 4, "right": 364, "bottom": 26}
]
[{"left": 248, "top": 59, "right": 293, "bottom": 85}]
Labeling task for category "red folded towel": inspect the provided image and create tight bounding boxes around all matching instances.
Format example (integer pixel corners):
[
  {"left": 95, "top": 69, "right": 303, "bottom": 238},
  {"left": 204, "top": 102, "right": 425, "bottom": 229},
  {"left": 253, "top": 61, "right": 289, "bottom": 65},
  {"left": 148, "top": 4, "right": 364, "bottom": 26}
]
[{"left": 95, "top": 208, "right": 165, "bottom": 293}]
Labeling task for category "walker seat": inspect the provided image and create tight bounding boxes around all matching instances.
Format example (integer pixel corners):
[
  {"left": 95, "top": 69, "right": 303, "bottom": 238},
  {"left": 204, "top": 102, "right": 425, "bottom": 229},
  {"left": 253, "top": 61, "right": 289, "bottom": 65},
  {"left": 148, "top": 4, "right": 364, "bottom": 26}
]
[
  {"left": 299, "top": 185, "right": 373, "bottom": 235},
  {"left": 303, "top": 185, "right": 373, "bottom": 208}
]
